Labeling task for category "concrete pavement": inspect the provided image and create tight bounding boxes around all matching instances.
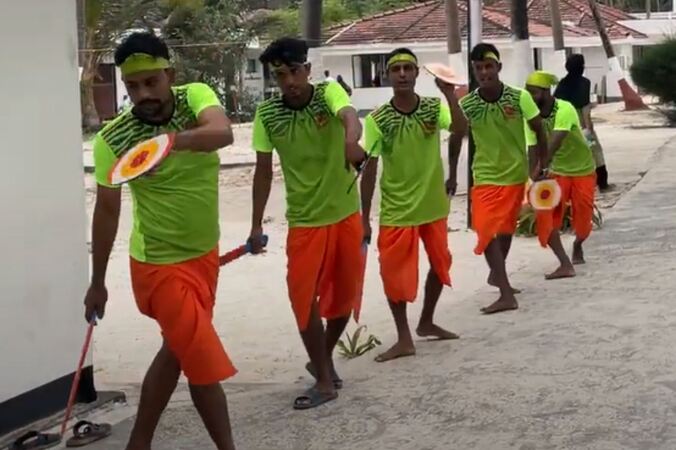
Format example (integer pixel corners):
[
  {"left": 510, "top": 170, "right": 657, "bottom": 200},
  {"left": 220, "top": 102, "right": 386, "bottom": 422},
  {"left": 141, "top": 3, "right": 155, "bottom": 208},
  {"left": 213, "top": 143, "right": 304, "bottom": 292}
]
[{"left": 76, "top": 133, "right": 676, "bottom": 449}]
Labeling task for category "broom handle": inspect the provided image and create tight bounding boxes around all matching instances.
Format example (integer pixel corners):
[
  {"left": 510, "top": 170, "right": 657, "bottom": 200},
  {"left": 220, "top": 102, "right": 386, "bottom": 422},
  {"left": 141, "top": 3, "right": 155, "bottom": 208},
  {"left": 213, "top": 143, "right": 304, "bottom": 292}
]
[{"left": 60, "top": 315, "right": 97, "bottom": 436}]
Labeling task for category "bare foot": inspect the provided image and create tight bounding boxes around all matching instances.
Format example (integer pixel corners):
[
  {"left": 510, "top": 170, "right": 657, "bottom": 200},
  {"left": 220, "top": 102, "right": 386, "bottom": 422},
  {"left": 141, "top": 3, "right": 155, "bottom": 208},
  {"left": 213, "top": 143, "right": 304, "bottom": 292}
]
[
  {"left": 572, "top": 242, "right": 585, "bottom": 265},
  {"left": 545, "top": 265, "right": 576, "bottom": 280},
  {"left": 488, "top": 272, "right": 521, "bottom": 294},
  {"left": 416, "top": 324, "right": 460, "bottom": 340},
  {"left": 374, "top": 341, "right": 416, "bottom": 363},
  {"left": 480, "top": 296, "right": 519, "bottom": 315}
]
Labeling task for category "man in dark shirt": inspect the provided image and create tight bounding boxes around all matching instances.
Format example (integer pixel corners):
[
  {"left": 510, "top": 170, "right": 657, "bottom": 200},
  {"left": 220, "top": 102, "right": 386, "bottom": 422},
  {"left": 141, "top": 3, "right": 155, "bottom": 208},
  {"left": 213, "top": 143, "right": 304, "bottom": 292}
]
[{"left": 555, "top": 54, "right": 612, "bottom": 191}]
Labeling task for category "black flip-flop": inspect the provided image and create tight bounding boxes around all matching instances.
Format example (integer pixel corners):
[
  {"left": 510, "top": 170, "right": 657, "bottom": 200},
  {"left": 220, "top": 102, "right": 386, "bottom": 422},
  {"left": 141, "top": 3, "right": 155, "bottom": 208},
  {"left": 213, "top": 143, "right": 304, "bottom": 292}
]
[
  {"left": 305, "top": 362, "right": 343, "bottom": 389},
  {"left": 9, "top": 431, "right": 61, "bottom": 450},
  {"left": 293, "top": 387, "right": 338, "bottom": 410},
  {"left": 65, "top": 421, "right": 112, "bottom": 447}
]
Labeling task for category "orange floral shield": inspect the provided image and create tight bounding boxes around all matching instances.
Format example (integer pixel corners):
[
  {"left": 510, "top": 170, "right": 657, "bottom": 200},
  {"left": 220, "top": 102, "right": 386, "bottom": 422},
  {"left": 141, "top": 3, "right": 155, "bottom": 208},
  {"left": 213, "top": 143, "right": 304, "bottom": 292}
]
[
  {"left": 528, "top": 179, "right": 562, "bottom": 211},
  {"left": 108, "top": 133, "right": 174, "bottom": 185}
]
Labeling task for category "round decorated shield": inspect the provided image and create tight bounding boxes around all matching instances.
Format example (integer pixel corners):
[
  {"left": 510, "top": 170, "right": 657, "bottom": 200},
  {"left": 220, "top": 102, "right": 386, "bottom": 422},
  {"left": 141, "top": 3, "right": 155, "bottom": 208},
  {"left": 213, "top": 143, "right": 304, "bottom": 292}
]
[
  {"left": 529, "top": 179, "right": 562, "bottom": 211},
  {"left": 423, "top": 63, "right": 468, "bottom": 86},
  {"left": 108, "top": 133, "right": 174, "bottom": 185}
]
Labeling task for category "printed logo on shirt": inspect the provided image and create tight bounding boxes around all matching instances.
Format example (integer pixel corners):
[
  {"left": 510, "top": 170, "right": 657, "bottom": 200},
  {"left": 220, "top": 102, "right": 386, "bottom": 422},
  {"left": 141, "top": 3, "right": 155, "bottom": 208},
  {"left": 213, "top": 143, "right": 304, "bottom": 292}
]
[{"left": 314, "top": 111, "right": 329, "bottom": 128}]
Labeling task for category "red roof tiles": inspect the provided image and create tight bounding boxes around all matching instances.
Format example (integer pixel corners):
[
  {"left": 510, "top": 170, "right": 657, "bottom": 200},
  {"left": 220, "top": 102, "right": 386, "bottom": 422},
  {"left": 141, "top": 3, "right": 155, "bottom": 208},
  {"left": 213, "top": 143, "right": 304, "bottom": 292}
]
[{"left": 325, "top": 0, "right": 644, "bottom": 45}]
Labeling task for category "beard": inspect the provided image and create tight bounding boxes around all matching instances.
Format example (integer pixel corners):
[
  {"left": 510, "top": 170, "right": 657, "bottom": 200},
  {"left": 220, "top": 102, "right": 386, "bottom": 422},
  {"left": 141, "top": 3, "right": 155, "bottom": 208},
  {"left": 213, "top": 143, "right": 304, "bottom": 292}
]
[{"left": 132, "top": 99, "right": 168, "bottom": 122}]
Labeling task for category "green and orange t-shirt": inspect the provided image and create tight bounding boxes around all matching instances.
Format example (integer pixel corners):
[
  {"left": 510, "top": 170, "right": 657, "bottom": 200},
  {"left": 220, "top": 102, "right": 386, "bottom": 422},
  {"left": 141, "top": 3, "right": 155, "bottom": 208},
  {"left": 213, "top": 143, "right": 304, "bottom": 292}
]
[
  {"left": 252, "top": 81, "right": 360, "bottom": 227},
  {"left": 364, "top": 96, "right": 451, "bottom": 226},
  {"left": 526, "top": 98, "right": 595, "bottom": 177},
  {"left": 93, "top": 83, "right": 222, "bottom": 264},
  {"left": 460, "top": 84, "right": 540, "bottom": 186}
]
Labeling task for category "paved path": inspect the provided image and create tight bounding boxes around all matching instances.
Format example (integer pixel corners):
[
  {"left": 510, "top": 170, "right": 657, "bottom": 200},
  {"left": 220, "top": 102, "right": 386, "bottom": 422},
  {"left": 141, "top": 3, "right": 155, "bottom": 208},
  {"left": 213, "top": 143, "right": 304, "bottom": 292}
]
[{"left": 79, "top": 135, "right": 676, "bottom": 449}]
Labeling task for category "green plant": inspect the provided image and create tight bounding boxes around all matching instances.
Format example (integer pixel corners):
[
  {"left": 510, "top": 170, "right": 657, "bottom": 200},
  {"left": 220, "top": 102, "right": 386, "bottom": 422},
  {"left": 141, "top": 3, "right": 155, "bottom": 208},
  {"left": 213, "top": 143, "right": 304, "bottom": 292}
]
[
  {"left": 231, "top": 88, "right": 262, "bottom": 123},
  {"left": 516, "top": 203, "right": 604, "bottom": 238},
  {"left": 337, "top": 325, "right": 381, "bottom": 359},
  {"left": 630, "top": 38, "right": 676, "bottom": 108}
]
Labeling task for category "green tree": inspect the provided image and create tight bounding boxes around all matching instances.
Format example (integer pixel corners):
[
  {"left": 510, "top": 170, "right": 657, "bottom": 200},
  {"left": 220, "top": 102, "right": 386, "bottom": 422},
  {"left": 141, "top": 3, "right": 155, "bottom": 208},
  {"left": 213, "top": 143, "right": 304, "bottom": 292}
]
[
  {"left": 630, "top": 38, "right": 676, "bottom": 106},
  {"left": 163, "top": 0, "right": 264, "bottom": 116},
  {"left": 261, "top": 0, "right": 416, "bottom": 40}
]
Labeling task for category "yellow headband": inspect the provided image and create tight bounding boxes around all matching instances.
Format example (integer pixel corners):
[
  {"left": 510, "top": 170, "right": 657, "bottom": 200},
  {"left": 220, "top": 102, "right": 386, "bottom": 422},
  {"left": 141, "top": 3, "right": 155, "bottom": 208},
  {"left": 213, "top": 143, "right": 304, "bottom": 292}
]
[
  {"left": 120, "top": 53, "right": 170, "bottom": 76},
  {"left": 484, "top": 51, "right": 500, "bottom": 62},
  {"left": 526, "top": 70, "right": 559, "bottom": 89},
  {"left": 387, "top": 53, "right": 418, "bottom": 69}
]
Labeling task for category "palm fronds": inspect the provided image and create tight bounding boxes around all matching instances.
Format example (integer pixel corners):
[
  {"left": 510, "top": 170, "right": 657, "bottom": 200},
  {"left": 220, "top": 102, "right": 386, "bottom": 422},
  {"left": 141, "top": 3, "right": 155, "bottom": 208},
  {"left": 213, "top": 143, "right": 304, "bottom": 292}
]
[{"left": 337, "top": 325, "right": 381, "bottom": 359}]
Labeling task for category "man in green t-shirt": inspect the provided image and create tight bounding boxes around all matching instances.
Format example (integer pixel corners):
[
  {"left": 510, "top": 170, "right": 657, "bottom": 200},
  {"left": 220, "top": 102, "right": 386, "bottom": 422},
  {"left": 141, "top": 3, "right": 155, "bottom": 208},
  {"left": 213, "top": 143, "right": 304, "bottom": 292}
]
[
  {"left": 526, "top": 71, "right": 597, "bottom": 280},
  {"left": 360, "top": 48, "right": 463, "bottom": 362},
  {"left": 84, "top": 33, "right": 237, "bottom": 450},
  {"left": 249, "top": 38, "right": 366, "bottom": 409},
  {"left": 453, "top": 43, "right": 548, "bottom": 315}
]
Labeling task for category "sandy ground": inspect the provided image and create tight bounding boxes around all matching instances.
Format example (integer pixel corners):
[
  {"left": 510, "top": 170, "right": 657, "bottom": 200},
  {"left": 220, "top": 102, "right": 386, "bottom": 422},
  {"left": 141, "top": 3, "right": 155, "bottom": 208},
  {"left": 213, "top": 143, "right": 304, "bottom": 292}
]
[{"left": 59, "top": 103, "right": 676, "bottom": 449}]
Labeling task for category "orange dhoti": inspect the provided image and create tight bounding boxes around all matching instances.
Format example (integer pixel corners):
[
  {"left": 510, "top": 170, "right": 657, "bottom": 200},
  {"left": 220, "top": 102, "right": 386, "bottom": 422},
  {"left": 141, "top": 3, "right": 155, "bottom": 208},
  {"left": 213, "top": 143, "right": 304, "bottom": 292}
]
[
  {"left": 378, "top": 218, "right": 452, "bottom": 303},
  {"left": 130, "top": 248, "right": 237, "bottom": 385},
  {"left": 471, "top": 184, "right": 525, "bottom": 255},
  {"left": 535, "top": 173, "right": 596, "bottom": 247},
  {"left": 286, "top": 212, "right": 364, "bottom": 331}
]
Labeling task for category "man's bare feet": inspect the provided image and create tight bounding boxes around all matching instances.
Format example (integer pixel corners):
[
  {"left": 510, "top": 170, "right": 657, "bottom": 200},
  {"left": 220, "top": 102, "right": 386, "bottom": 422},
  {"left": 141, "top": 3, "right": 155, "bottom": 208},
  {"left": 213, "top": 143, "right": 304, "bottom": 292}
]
[
  {"left": 545, "top": 265, "right": 576, "bottom": 280},
  {"left": 416, "top": 323, "right": 460, "bottom": 340},
  {"left": 374, "top": 341, "right": 416, "bottom": 363},
  {"left": 488, "top": 272, "right": 521, "bottom": 294},
  {"left": 480, "top": 296, "right": 518, "bottom": 315},
  {"left": 572, "top": 242, "right": 585, "bottom": 265}
]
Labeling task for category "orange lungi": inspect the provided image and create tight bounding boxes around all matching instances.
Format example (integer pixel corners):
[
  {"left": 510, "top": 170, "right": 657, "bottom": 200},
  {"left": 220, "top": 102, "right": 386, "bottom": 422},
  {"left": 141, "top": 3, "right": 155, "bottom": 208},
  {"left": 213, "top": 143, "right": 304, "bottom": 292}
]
[
  {"left": 378, "top": 218, "right": 452, "bottom": 303},
  {"left": 130, "top": 248, "right": 237, "bottom": 385},
  {"left": 471, "top": 184, "right": 525, "bottom": 255},
  {"left": 287, "top": 212, "right": 363, "bottom": 331},
  {"left": 535, "top": 173, "right": 596, "bottom": 247}
]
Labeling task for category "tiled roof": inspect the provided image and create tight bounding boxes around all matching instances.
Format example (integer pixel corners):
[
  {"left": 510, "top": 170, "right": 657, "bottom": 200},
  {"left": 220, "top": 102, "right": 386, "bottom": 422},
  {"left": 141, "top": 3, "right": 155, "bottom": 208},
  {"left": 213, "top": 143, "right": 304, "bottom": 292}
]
[
  {"left": 492, "top": 0, "right": 644, "bottom": 38},
  {"left": 325, "top": 0, "right": 645, "bottom": 45}
]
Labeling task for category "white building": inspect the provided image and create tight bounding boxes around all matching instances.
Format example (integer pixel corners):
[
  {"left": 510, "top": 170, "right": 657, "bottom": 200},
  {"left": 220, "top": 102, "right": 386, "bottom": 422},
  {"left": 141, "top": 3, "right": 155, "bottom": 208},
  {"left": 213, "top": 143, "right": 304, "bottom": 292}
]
[
  {"left": 0, "top": 0, "right": 93, "bottom": 436},
  {"left": 319, "top": 0, "right": 653, "bottom": 112}
]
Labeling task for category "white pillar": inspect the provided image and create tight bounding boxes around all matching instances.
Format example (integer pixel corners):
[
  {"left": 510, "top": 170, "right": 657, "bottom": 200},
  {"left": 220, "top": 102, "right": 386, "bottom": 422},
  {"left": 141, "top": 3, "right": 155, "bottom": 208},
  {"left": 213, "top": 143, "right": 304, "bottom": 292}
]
[
  {"left": 0, "top": 0, "right": 90, "bottom": 433},
  {"left": 307, "top": 47, "right": 324, "bottom": 83},
  {"left": 512, "top": 39, "right": 534, "bottom": 85}
]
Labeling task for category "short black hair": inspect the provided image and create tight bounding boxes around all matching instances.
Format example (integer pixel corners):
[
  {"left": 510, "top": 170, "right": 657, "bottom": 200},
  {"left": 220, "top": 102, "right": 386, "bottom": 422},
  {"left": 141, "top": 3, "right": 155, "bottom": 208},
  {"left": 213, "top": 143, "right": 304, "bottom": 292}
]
[
  {"left": 386, "top": 47, "right": 417, "bottom": 62},
  {"left": 259, "top": 37, "right": 308, "bottom": 66},
  {"left": 470, "top": 43, "right": 500, "bottom": 62},
  {"left": 114, "top": 32, "right": 170, "bottom": 66},
  {"left": 565, "top": 54, "right": 585, "bottom": 76}
]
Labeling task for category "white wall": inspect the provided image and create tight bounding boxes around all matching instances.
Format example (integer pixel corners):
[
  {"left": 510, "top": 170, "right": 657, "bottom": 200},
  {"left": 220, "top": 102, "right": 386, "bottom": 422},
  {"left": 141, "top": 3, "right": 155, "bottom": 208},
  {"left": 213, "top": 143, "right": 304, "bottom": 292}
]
[{"left": 0, "top": 1, "right": 89, "bottom": 402}]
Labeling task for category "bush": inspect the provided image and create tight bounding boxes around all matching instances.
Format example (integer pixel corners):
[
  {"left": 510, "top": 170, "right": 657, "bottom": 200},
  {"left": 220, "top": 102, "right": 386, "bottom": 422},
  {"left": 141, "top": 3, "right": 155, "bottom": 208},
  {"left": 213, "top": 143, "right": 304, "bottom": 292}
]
[
  {"left": 231, "top": 88, "right": 261, "bottom": 123},
  {"left": 337, "top": 325, "right": 381, "bottom": 359},
  {"left": 630, "top": 38, "right": 676, "bottom": 105}
]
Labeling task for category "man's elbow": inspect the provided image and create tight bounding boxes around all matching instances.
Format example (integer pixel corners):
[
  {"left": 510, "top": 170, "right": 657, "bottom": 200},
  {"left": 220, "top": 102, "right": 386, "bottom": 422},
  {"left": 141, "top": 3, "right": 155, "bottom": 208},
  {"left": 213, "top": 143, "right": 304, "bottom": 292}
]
[{"left": 217, "top": 127, "right": 234, "bottom": 148}]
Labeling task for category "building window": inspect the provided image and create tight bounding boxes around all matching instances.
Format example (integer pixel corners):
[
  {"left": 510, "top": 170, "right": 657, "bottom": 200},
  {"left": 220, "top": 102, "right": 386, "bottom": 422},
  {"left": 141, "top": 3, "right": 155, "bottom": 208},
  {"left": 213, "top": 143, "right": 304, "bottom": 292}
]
[
  {"left": 351, "top": 54, "right": 391, "bottom": 88},
  {"left": 246, "top": 59, "right": 258, "bottom": 74}
]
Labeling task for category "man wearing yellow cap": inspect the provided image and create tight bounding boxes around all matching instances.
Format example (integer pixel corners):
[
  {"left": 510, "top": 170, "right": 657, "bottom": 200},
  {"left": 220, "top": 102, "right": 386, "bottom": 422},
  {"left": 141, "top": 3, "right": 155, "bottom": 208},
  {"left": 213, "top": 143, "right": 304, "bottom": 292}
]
[
  {"left": 360, "top": 48, "right": 464, "bottom": 362},
  {"left": 84, "top": 32, "right": 237, "bottom": 449},
  {"left": 525, "top": 70, "right": 597, "bottom": 280},
  {"left": 453, "top": 43, "right": 548, "bottom": 315}
]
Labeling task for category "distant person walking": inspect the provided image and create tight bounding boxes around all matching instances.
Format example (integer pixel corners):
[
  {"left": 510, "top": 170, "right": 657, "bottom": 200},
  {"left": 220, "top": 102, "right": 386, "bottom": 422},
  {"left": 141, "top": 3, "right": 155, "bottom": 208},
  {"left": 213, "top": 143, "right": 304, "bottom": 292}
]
[
  {"left": 324, "top": 70, "right": 335, "bottom": 82},
  {"left": 554, "top": 54, "right": 612, "bottom": 192}
]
